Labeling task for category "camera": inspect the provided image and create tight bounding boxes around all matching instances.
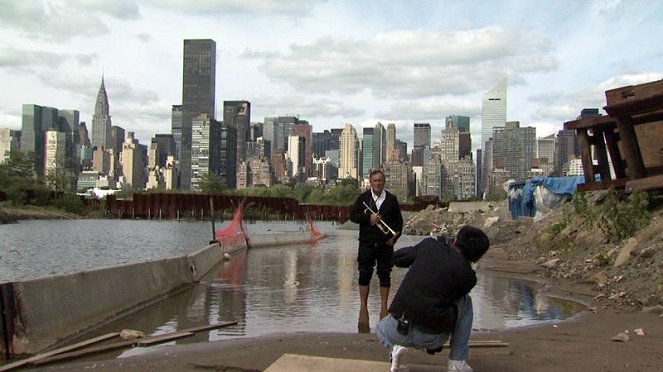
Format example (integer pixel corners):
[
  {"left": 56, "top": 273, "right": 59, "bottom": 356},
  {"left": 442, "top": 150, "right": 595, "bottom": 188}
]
[{"left": 396, "top": 318, "right": 410, "bottom": 335}]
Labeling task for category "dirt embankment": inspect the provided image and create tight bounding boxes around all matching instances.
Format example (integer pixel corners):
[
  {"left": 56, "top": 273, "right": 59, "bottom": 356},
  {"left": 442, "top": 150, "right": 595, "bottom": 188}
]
[
  {"left": 0, "top": 205, "right": 79, "bottom": 223},
  {"left": 404, "top": 191, "right": 663, "bottom": 314}
]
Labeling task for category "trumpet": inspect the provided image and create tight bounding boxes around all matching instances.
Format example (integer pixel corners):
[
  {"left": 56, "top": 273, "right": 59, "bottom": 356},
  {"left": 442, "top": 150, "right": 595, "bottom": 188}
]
[{"left": 363, "top": 201, "right": 399, "bottom": 237}]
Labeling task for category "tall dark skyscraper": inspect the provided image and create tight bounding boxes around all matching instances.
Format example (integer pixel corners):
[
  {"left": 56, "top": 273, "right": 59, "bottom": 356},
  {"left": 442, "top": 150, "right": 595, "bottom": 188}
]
[
  {"left": 223, "top": 101, "right": 250, "bottom": 164},
  {"left": 21, "top": 104, "right": 58, "bottom": 178},
  {"left": 181, "top": 39, "right": 216, "bottom": 190},
  {"left": 413, "top": 123, "right": 431, "bottom": 149}
]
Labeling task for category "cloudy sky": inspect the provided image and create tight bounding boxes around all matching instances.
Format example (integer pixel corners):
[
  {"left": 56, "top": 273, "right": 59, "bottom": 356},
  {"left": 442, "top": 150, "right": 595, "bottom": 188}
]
[{"left": 0, "top": 0, "right": 661, "bottom": 151}]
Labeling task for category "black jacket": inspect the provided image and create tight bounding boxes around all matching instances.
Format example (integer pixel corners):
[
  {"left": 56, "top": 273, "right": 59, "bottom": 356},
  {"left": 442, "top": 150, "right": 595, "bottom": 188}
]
[
  {"left": 388, "top": 236, "right": 477, "bottom": 333},
  {"left": 350, "top": 189, "right": 403, "bottom": 245}
]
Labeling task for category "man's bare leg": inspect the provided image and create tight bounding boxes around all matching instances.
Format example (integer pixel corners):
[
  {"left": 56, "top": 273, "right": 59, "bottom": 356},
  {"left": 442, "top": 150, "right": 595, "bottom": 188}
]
[
  {"left": 358, "top": 285, "right": 370, "bottom": 332},
  {"left": 379, "top": 286, "right": 390, "bottom": 320}
]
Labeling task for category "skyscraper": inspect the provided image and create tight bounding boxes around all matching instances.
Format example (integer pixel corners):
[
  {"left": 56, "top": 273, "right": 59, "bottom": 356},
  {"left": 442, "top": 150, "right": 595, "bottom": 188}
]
[
  {"left": 339, "top": 123, "right": 358, "bottom": 179},
  {"left": 413, "top": 123, "right": 431, "bottom": 149},
  {"left": 171, "top": 105, "right": 183, "bottom": 163},
  {"left": 121, "top": 132, "right": 143, "bottom": 189},
  {"left": 91, "top": 76, "right": 112, "bottom": 150},
  {"left": 362, "top": 127, "right": 374, "bottom": 178},
  {"left": 481, "top": 78, "right": 507, "bottom": 151},
  {"left": 0, "top": 128, "right": 20, "bottom": 164},
  {"left": 491, "top": 121, "right": 536, "bottom": 182},
  {"left": 447, "top": 115, "right": 471, "bottom": 159},
  {"left": 181, "top": 39, "right": 216, "bottom": 190},
  {"left": 480, "top": 78, "right": 507, "bottom": 194},
  {"left": 44, "top": 129, "right": 66, "bottom": 190},
  {"left": 373, "top": 122, "right": 386, "bottom": 170},
  {"left": 21, "top": 104, "right": 59, "bottom": 178},
  {"left": 223, "top": 101, "right": 250, "bottom": 164}
]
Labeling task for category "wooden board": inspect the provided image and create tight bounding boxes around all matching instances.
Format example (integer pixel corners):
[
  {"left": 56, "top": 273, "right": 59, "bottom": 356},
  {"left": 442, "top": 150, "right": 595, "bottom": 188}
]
[
  {"left": 32, "top": 331, "right": 194, "bottom": 366},
  {"left": 28, "top": 321, "right": 237, "bottom": 367},
  {"left": 626, "top": 174, "right": 663, "bottom": 193},
  {"left": 0, "top": 332, "right": 119, "bottom": 371}
]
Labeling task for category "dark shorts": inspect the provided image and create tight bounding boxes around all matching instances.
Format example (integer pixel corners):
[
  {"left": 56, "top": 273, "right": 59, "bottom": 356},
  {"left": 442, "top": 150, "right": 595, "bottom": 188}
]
[{"left": 357, "top": 242, "right": 394, "bottom": 285}]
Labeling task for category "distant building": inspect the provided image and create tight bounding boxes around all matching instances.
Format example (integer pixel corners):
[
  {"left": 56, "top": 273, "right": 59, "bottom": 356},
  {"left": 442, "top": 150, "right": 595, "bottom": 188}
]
[
  {"left": 190, "top": 114, "right": 217, "bottom": 191},
  {"left": 171, "top": 105, "right": 183, "bottom": 164},
  {"left": 77, "top": 171, "right": 102, "bottom": 192},
  {"left": 491, "top": 121, "right": 536, "bottom": 182},
  {"left": 413, "top": 123, "right": 431, "bottom": 149},
  {"left": 224, "top": 101, "right": 251, "bottom": 165},
  {"left": 384, "top": 161, "right": 412, "bottom": 202},
  {"left": 92, "top": 146, "right": 111, "bottom": 175},
  {"left": 564, "top": 158, "right": 584, "bottom": 176},
  {"left": 120, "top": 132, "right": 144, "bottom": 190},
  {"left": 339, "top": 123, "right": 358, "bottom": 179},
  {"left": 480, "top": 78, "right": 507, "bottom": 194},
  {"left": 422, "top": 156, "right": 443, "bottom": 197},
  {"left": 163, "top": 155, "right": 178, "bottom": 190},
  {"left": 555, "top": 129, "right": 578, "bottom": 174},
  {"left": 361, "top": 127, "right": 374, "bottom": 179},
  {"left": 44, "top": 129, "right": 66, "bottom": 190},
  {"left": 21, "top": 104, "right": 58, "bottom": 178},
  {"left": 0, "top": 128, "right": 20, "bottom": 164},
  {"left": 386, "top": 123, "right": 396, "bottom": 156},
  {"left": 237, "top": 156, "right": 274, "bottom": 189},
  {"left": 181, "top": 39, "right": 216, "bottom": 190},
  {"left": 91, "top": 77, "right": 112, "bottom": 150}
]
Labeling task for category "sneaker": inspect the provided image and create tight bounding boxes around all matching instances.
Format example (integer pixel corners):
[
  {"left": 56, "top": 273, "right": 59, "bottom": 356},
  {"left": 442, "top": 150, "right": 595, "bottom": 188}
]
[
  {"left": 448, "top": 359, "right": 473, "bottom": 372},
  {"left": 390, "top": 345, "right": 409, "bottom": 372}
]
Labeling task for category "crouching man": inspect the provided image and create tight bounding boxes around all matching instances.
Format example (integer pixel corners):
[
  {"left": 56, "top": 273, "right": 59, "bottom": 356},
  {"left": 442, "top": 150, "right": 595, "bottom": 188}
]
[{"left": 376, "top": 225, "right": 490, "bottom": 372}]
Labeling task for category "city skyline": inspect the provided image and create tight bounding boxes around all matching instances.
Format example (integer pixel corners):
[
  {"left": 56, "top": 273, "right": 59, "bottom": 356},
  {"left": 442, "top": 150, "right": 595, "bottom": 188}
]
[{"left": 0, "top": 0, "right": 662, "bottom": 151}]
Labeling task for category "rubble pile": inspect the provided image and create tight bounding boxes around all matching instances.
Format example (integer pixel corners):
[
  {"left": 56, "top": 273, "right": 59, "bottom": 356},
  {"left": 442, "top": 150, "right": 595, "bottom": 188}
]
[{"left": 404, "top": 191, "right": 663, "bottom": 311}]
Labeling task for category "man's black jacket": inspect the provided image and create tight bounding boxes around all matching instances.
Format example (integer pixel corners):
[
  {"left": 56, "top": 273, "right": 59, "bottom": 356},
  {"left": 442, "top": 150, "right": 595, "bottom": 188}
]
[
  {"left": 350, "top": 189, "right": 403, "bottom": 245},
  {"left": 388, "top": 236, "right": 477, "bottom": 333}
]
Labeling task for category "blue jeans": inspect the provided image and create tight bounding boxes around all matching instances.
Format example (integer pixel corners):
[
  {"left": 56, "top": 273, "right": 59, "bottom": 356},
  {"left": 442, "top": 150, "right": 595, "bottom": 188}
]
[{"left": 376, "top": 294, "right": 473, "bottom": 361}]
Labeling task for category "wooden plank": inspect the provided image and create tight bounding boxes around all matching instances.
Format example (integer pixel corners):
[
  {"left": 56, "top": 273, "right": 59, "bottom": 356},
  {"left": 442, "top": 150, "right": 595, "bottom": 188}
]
[
  {"left": 605, "top": 80, "right": 663, "bottom": 107},
  {"left": 576, "top": 129, "right": 596, "bottom": 183},
  {"left": 564, "top": 115, "right": 615, "bottom": 130},
  {"left": 603, "top": 129, "right": 626, "bottom": 179},
  {"left": 605, "top": 94, "right": 663, "bottom": 117},
  {"left": 178, "top": 320, "right": 237, "bottom": 333},
  {"left": 32, "top": 331, "right": 194, "bottom": 366},
  {"left": 136, "top": 331, "right": 194, "bottom": 345},
  {"left": 0, "top": 332, "right": 119, "bottom": 372},
  {"left": 577, "top": 178, "right": 628, "bottom": 192},
  {"left": 614, "top": 116, "right": 647, "bottom": 179},
  {"left": 625, "top": 174, "right": 663, "bottom": 193}
]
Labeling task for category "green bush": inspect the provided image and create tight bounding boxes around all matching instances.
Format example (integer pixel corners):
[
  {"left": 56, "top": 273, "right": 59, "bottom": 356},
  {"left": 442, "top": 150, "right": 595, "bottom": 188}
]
[
  {"left": 51, "top": 194, "right": 85, "bottom": 214},
  {"left": 597, "top": 190, "right": 651, "bottom": 242}
]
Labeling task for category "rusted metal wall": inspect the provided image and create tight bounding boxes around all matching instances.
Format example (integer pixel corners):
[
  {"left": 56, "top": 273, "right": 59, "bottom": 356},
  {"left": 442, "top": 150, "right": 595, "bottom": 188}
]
[{"left": 105, "top": 193, "right": 356, "bottom": 222}]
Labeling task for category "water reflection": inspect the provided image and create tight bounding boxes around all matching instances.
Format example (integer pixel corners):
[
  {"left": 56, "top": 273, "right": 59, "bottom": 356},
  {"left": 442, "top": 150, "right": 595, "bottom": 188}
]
[{"left": 109, "top": 230, "right": 585, "bottom": 354}]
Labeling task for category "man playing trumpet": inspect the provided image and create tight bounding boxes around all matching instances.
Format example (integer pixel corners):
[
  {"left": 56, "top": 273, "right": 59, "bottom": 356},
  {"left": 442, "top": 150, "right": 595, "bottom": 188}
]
[{"left": 350, "top": 169, "right": 403, "bottom": 332}]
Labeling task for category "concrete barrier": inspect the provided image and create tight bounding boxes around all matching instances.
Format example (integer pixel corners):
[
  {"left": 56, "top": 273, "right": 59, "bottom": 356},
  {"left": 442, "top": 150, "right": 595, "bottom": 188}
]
[
  {"left": 1, "top": 237, "right": 321, "bottom": 357},
  {"left": 3, "top": 242, "right": 227, "bottom": 357},
  {"left": 248, "top": 231, "right": 326, "bottom": 248},
  {"left": 187, "top": 242, "right": 224, "bottom": 281}
]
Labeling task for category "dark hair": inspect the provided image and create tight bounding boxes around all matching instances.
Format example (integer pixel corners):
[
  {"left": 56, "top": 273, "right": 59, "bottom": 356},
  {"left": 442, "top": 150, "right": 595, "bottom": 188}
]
[
  {"left": 369, "top": 169, "right": 384, "bottom": 179},
  {"left": 454, "top": 225, "right": 489, "bottom": 263}
]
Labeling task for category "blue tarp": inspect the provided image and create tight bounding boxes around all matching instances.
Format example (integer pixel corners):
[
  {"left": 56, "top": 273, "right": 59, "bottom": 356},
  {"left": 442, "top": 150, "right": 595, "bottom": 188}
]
[{"left": 507, "top": 176, "right": 585, "bottom": 219}]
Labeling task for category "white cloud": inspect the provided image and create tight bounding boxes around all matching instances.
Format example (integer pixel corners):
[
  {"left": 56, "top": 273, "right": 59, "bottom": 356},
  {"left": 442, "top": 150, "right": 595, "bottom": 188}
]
[
  {"left": 379, "top": 99, "right": 480, "bottom": 121},
  {"left": 255, "top": 27, "right": 557, "bottom": 99},
  {"left": 247, "top": 94, "right": 364, "bottom": 121},
  {"left": 144, "top": 0, "right": 321, "bottom": 16}
]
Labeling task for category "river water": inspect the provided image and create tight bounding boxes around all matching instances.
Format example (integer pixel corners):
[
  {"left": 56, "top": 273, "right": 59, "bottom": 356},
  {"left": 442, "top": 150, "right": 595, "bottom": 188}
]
[{"left": 0, "top": 219, "right": 584, "bottom": 357}]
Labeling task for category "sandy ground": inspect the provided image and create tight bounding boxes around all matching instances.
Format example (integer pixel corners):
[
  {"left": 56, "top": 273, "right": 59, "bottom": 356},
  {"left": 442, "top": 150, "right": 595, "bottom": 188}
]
[{"left": 31, "top": 249, "right": 663, "bottom": 372}]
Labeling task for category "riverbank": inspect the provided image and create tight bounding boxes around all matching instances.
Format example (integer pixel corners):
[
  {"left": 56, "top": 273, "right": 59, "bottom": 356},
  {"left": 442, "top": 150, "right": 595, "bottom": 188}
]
[
  {"left": 0, "top": 205, "right": 80, "bottom": 222},
  {"left": 38, "top": 249, "right": 663, "bottom": 372},
  {"left": 17, "top": 193, "right": 663, "bottom": 370}
]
